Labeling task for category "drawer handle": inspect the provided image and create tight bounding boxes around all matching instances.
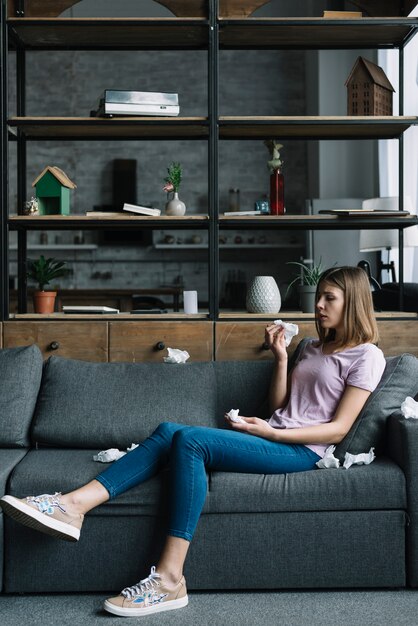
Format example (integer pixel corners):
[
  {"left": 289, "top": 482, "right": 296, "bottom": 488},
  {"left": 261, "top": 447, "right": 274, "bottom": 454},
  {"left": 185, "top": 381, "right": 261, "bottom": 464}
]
[
  {"left": 49, "top": 341, "right": 60, "bottom": 351},
  {"left": 155, "top": 341, "right": 166, "bottom": 351},
  {"left": 262, "top": 342, "right": 270, "bottom": 351}
]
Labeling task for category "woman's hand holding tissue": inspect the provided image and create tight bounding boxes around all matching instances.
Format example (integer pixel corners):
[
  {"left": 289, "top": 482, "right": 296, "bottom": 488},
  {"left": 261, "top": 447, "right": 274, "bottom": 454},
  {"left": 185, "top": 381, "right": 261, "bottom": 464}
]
[
  {"left": 225, "top": 412, "right": 277, "bottom": 439},
  {"left": 265, "top": 324, "right": 288, "bottom": 361}
]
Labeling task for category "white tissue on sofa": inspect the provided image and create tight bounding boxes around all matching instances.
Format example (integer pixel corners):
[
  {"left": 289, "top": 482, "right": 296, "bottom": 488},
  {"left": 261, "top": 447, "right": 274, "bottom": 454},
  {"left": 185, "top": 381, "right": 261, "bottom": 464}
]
[
  {"left": 316, "top": 445, "right": 340, "bottom": 469},
  {"left": 343, "top": 447, "right": 375, "bottom": 469},
  {"left": 273, "top": 320, "right": 299, "bottom": 346},
  {"left": 163, "top": 347, "right": 190, "bottom": 364},
  {"left": 316, "top": 445, "right": 376, "bottom": 470},
  {"left": 93, "top": 448, "right": 126, "bottom": 463},
  {"left": 401, "top": 396, "right": 418, "bottom": 419},
  {"left": 93, "top": 443, "right": 139, "bottom": 463}
]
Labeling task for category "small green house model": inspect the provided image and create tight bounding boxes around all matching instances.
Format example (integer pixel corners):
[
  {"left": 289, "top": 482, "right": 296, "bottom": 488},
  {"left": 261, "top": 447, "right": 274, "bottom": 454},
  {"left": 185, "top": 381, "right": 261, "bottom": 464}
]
[{"left": 32, "top": 166, "right": 77, "bottom": 215}]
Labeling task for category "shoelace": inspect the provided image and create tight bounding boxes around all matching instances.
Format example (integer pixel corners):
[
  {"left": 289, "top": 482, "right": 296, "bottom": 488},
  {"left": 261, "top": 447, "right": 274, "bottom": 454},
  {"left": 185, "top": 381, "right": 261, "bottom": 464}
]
[
  {"left": 121, "top": 566, "right": 161, "bottom": 600},
  {"left": 27, "top": 493, "right": 66, "bottom": 515}
]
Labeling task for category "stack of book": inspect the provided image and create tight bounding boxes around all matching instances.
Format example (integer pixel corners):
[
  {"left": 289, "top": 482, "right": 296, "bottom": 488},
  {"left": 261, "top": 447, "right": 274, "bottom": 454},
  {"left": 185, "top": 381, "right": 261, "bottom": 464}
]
[{"left": 94, "top": 90, "right": 180, "bottom": 117}]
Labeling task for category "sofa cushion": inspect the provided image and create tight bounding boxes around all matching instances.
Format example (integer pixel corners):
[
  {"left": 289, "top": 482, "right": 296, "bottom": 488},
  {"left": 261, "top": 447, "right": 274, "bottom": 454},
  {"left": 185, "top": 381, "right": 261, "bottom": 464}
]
[
  {"left": 7, "top": 448, "right": 209, "bottom": 517},
  {"left": 334, "top": 353, "right": 418, "bottom": 462},
  {"left": 32, "top": 357, "right": 217, "bottom": 449},
  {"left": 208, "top": 457, "right": 406, "bottom": 513},
  {"left": 215, "top": 360, "right": 274, "bottom": 420},
  {"left": 0, "top": 345, "right": 43, "bottom": 448}
]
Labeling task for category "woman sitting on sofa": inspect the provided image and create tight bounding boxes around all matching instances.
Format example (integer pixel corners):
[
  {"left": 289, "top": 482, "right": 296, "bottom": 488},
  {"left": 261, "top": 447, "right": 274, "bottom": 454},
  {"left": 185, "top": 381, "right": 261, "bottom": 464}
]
[{"left": 1, "top": 266, "right": 386, "bottom": 618}]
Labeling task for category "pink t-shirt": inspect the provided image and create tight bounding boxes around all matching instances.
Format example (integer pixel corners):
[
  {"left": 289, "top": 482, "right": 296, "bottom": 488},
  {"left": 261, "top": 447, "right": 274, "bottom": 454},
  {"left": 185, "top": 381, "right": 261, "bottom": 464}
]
[{"left": 268, "top": 340, "right": 386, "bottom": 458}]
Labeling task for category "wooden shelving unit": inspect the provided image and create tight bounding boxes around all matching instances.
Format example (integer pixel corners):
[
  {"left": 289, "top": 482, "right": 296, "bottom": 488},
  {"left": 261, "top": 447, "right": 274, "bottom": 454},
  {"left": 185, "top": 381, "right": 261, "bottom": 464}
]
[{"left": 2, "top": 2, "right": 418, "bottom": 322}]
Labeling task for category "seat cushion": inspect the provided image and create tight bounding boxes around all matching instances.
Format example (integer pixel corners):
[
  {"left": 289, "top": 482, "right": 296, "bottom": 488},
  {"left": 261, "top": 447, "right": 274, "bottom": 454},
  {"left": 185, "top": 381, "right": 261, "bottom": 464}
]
[
  {"left": 31, "top": 357, "right": 217, "bottom": 449},
  {"left": 0, "top": 344, "right": 43, "bottom": 448},
  {"left": 8, "top": 449, "right": 405, "bottom": 518},
  {"left": 208, "top": 457, "right": 406, "bottom": 513},
  {"left": 334, "top": 353, "right": 418, "bottom": 462}
]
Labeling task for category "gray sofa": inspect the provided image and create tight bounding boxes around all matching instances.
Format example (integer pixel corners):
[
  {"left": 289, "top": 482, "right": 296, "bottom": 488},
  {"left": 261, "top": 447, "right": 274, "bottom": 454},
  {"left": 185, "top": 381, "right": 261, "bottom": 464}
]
[{"left": 1, "top": 342, "right": 418, "bottom": 593}]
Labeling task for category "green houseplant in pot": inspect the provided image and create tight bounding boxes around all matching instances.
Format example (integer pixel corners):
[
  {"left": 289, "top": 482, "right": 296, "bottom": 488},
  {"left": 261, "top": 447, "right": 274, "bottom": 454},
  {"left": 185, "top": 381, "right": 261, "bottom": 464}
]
[
  {"left": 27, "top": 255, "right": 68, "bottom": 314},
  {"left": 286, "top": 259, "right": 325, "bottom": 313}
]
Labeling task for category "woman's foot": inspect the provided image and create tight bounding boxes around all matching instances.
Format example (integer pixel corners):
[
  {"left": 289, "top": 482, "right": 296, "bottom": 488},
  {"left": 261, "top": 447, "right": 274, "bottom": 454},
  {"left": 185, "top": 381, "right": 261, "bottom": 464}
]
[
  {"left": 0, "top": 493, "right": 83, "bottom": 541},
  {"left": 104, "top": 566, "right": 188, "bottom": 617}
]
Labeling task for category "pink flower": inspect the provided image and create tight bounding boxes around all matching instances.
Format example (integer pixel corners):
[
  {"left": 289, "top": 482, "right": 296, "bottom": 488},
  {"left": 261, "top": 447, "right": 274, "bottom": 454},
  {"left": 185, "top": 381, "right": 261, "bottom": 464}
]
[{"left": 163, "top": 182, "right": 174, "bottom": 193}]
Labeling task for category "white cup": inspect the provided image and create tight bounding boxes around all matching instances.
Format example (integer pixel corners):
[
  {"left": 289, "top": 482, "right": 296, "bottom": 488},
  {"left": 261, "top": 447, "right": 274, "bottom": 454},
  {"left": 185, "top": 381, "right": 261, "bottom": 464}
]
[{"left": 183, "top": 290, "right": 198, "bottom": 314}]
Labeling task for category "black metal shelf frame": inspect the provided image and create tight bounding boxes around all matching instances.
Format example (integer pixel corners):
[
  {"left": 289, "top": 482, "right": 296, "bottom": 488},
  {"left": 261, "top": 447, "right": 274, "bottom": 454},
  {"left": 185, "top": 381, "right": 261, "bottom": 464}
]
[{"left": 2, "top": 1, "right": 418, "bottom": 318}]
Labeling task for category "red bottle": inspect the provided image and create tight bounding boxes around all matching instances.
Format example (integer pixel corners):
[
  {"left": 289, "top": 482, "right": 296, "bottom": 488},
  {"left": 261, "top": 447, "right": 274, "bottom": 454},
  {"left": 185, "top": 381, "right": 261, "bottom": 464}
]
[{"left": 270, "top": 168, "right": 285, "bottom": 215}]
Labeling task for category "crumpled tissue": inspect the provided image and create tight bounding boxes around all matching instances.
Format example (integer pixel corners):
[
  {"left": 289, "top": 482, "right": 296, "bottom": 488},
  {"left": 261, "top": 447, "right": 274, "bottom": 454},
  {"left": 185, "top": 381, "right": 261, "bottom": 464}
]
[
  {"left": 343, "top": 447, "right": 375, "bottom": 469},
  {"left": 226, "top": 408, "right": 245, "bottom": 424},
  {"left": 273, "top": 320, "right": 299, "bottom": 346},
  {"left": 163, "top": 347, "right": 190, "bottom": 364},
  {"left": 401, "top": 396, "right": 418, "bottom": 419},
  {"left": 316, "top": 445, "right": 340, "bottom": 469},
  {"left": 316, "top": 445, "right": 376, "bottom": 470},
  {"left": 93, "top": 443, "right": 139, "bottom": 463}
]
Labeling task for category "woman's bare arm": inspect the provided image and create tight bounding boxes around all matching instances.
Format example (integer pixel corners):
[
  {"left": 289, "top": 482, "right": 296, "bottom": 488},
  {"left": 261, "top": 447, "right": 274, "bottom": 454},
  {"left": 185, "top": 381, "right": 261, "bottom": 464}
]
[{"left": 230, "top": 385, "right": 372, "bottom": 446}]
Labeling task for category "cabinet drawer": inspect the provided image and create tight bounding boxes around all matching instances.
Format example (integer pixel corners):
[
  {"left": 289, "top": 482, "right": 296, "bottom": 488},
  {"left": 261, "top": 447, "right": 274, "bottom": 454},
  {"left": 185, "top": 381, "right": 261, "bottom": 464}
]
[
  {"left": 377, "top": 321, "right": 418, "bottom": 357},
  {"left": 215, "top": 322, "right": 317, "bottom": 361},
  {"left": 109, "top": 321, "right": 214, "bottom": 362},
  {"left": 3, "top": 322, "right": 108, "bottom": 362}
]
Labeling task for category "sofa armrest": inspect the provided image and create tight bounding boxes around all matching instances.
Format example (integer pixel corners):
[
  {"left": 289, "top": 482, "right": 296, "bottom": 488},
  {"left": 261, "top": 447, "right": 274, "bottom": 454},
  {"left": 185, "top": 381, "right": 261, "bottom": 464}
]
[{"left": 387, "top": 413, "right": 418, "bottom": 587}]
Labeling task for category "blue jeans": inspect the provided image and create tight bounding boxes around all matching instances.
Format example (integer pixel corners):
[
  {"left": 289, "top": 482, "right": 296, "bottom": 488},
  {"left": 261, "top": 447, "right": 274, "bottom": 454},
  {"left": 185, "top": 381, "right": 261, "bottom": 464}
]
[{"left": 96, "top": 422, "right": 320, "bottom": 542}]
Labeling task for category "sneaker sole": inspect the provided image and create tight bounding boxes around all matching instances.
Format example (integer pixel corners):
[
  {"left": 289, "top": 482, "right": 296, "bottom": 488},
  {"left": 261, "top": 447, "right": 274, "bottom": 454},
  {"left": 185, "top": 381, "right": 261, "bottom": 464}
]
[
  {"left": 0, "top": 495, "right": 80, "bottom": 542},
  {"left": 103, "top": 594, "right": 189, "bottom": 617}
]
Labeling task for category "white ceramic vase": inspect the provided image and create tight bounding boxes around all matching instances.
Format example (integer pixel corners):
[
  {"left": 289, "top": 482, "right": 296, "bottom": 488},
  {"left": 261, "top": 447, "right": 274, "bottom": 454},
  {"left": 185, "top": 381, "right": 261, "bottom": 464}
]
[
  {"left": 165, "top": 192, "right": 186, "bottom": 216},
  {"left": 246, "top": 276, "right": 281, "bottom": 314}
]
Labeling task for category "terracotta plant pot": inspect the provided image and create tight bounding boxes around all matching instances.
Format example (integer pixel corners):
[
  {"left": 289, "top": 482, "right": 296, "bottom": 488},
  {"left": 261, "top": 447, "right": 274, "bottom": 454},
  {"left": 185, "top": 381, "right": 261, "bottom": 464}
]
[{"left": 33, "top": 291, "right": 57, "bottom": 314}]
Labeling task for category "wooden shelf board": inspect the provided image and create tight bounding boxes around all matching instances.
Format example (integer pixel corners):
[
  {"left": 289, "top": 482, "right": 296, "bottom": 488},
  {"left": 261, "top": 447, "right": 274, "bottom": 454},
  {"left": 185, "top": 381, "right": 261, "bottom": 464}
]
[
  {"left": 8, "top": 117, "right": 209, "bottom": 139},
  {"left": 8, "top": 214, "right": 210, "bottom": 231},
  {"left": 219, "top": 17, "right": 418, "bottom": 49},
  {"left": 219, "top": 116, "right": 418, "bottom": 139},
  {"left": 9, "top": 313, "right": 209, "bottom": 320},
  {"left": 8, "top": 116, "right": 417, "bottom": 141},
  {"left": 219, "top": 214, "right": 418, "bottom": 230},
  {"left": 218, "top": 311, "right": 418, "bottom": 319},
  {"left": 8, "top": 18, "right": 209, "bottom": 49}
]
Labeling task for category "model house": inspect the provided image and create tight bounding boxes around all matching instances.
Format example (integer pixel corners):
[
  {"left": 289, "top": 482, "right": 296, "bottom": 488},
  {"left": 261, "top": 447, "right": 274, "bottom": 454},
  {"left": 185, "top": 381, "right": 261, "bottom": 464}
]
[
  {"left": 32, "top": 166, "right": 77, "bottom": 215},
  {"left": 345, "top": 56, "right": 395, "bottom": 116}
]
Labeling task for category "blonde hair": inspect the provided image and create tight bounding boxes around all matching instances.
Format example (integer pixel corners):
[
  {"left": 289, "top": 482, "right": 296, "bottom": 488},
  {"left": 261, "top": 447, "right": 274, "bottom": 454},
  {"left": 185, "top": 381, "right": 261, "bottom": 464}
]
[{"left": 315, "top": 266, "right": 379, "bottom": 348}]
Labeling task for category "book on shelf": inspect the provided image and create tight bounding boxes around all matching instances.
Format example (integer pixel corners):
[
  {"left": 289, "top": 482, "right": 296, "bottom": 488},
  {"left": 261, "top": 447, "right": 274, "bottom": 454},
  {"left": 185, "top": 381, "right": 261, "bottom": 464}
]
[
  {"left": 86, "top": 204, "right": 161, "bottom": 217},
  {"left": 223, "top": 210, "right": 263, "bottom": 217},
  {"left": 123, "top": 203, "right": 161, "bottom": 216},
  {"left": 318, "top": 209, "right": 411, "bottom": 217},
  {"left": 63, "top": 306, "right": 120, "bottom": 314},
  {"left": 94, "top": 90, "right": 180, "bottom": 117},
  {"left": 323, "top": 10, "right": 362, "bottom": 18}
]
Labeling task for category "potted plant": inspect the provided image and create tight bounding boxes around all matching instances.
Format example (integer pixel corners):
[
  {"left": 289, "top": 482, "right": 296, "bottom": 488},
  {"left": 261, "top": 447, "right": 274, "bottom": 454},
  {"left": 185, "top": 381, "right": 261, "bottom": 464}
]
[
  {"left": 163, "top": 162, "right": 186, "bottom": 216},
  {"left": 286, "top": 259, "right": 325, "bottom": 313},
  {"left": 27, "top": 255, "right": 68, "bottom": 314}
]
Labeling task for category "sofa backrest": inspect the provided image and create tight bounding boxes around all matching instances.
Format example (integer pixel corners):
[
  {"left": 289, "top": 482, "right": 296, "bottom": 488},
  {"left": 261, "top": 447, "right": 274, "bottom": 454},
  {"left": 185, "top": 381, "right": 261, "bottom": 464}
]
[
  {"left": 31, "top": 357, "right": 219, "bottom": 449},
  {"left": 0, "top": 345, "right": 43, "bottom": 448}
]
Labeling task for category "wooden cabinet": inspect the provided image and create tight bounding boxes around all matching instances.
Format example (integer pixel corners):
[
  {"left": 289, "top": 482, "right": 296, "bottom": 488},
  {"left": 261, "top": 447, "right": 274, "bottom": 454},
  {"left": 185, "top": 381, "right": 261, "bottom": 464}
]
[
  {"left": 376, "top": 320, "right": 418, "bottom": 357},
  {"left": 3, "top": 321, "right": 108, "bottom": 361},
  {"left": 109, "top": 321, "right": 213, "bottom": 362},
  {"left": 215, "top": 321, "right": 317, "bottom": 361}
]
